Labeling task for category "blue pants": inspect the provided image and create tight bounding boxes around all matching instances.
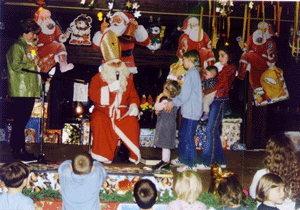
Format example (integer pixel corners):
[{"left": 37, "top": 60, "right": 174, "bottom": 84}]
[
  {"left": 178, "top": 118, "right": 198, "bottom": 167},
  {"left": 200, "top": 98, "right": 228, "bottom": 166}
]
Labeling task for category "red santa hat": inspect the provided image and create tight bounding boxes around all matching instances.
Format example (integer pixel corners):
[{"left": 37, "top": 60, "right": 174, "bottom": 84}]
[
  {"left": 177, "top": 17, "right": 199, "bottom": 31},
  {"left": 111, "top": 12, "right": 134, "bottom": 24},
  {"left": 34, "top": 7, "right": 51, "bottom": 24}
]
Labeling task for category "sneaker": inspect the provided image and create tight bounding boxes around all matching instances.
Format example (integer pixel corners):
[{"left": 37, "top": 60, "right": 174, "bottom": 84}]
[
  {"left": 200, "top": 113, "right": 209, "bottom": 122},
  {"left": 196, "top": 164, "right": 211, "bottom": 170},
  {"left": 171, "top": 157, "right": 184, "bottom": 166},
  {"left": 177, "top": 165, "right": 197, "bottom": 172},
  {"left": 152, "top": 161, "right": 170, "bottom": 170}
]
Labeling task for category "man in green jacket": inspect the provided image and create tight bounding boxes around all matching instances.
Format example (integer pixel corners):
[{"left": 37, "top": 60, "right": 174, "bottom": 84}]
[{"left": 6, "top": 19, "right": 41, "bottom": 160}]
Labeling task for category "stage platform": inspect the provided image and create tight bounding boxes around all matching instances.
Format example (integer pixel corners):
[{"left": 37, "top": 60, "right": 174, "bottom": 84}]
[{"left": 0, "top": 141, "right": 268, "bottom": 192}]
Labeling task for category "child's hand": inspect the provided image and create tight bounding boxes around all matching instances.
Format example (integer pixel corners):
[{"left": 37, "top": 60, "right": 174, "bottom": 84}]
[{"left": 155, "top": 110, "right": 159, "bottom": 115}]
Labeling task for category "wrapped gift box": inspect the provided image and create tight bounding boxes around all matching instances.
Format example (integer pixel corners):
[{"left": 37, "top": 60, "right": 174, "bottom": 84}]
[
  {"left": 194, "top": 122, "right": 207, "bottom": 150},
  {"left": 139, "top": 128, "right": 155, "bottom": 147},
  {"left": 25, "top": 128, "right": 37, "bottom": 143},
  {"left": 62, "top": 123, "right": 81, "bottom": 145},
  {"left": 44, "top": 129, "right": 62, "bottom": 144},
  {"left": 0, "top": 128, "right": 5, "bottom": 141},
  {"left": 81, "top": 119, "right": 90, "bottom": 145},
  {"left": 220, "top": 118, "right": 243, "bottom": 150},
  {"left": 25, "top": 118, "right": 42, "bottom": 143},
  {"left": 31, "top": 101, "right": 48, "bottom": 118}
]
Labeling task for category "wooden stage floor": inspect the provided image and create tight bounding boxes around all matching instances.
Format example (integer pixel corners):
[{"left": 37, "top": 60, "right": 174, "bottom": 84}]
[{"left": 0, "top": 141, "right": 270, "bottom": 193}]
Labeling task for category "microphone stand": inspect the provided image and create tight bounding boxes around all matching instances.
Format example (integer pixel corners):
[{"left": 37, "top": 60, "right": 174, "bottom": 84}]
[{"left": 22, "top": 69, "right": 50, "bottom": 163}]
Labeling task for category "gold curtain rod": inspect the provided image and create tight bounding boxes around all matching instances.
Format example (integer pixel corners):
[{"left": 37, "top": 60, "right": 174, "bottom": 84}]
[{"left": 4, "top": 1, "right": 296, "bottom": 23}]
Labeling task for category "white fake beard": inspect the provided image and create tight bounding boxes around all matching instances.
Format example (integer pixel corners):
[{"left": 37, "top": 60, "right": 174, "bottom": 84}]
[
  {"left": 186, "top": 27, "right": 202, "bottom": 42},
  {"left": 40, "top": 19, "right": 56, "bottom": 35},
  {"left": 109, "top": 23, "right": 127, "bottom": 37},
  {"left": 252, "top": 30, "right": 270, "bottom": 45},
  {"left": 101, "top": 60, "right": 130, "bottom": 93}
]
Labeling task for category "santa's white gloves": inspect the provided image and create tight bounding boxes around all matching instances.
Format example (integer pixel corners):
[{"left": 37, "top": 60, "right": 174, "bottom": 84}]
[
  {"left": 128, "top": 103, "right": 139, "bottom": 116},
  {"left": 108, "top": 80, "right": 120, "bottom": 92}
]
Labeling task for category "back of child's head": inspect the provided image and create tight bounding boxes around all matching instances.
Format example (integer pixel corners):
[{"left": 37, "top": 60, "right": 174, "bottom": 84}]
[
  {"left": 0, "top": 161, "right": 30, "bottom": 188},
  {"left": 164, "top": 80, "right": 181, "bottom": 98},
  {"left": 174, "top": 170, "right": 203, "bottom": 204},
  {"left": 72, "top": 151, "right": 93, "bottom": 175},
  {"left": 256, "top": 173, "right": 285, "bottom": 203},
  {"left": 183, "top": 50, "right": 201, "bottom": 66},
  {"left": 217, "top": 174, "right": 244, "bottom": 207},
  {"left": 133, "top": 179, "right": 157, "bottom": 209},
  {"left": 205, "top": 65, "right": 218, "bottom": 77}
]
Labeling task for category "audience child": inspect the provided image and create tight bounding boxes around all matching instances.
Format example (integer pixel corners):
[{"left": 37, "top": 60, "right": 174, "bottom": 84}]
[
  {"left": 201, "top": 65, "right": 218, "bottom": 122},
  {"left": 0, "top": 161, "right": 35, "bottom": 210},
  {"left": 249, "top": 133, "right": 300, "bottom": 210},
  {"left": 167, "top": 170, "right": 206, "bottom": 210},
  {"left": 164, "top": 50, "right": 203, "bottom": 172},
  {"left": 133, "top": 179, "right": 158, "bottom": 210},
  {"left": 217, "top": 174, "right": 248, "bottom": 210},
  {"left": 152, "top": 80, "right": 181, "bottom": 170},
  {"left": 58, "top": 151, "right": 107, "bottom": 210},
  {"left": 256, "top": 173, "right": 285, "bottom": 210}
]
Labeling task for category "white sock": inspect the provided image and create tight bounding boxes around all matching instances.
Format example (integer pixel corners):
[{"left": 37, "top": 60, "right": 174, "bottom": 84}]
[{"left": 162, "top": 149, "right": 170, "bottom": 162}]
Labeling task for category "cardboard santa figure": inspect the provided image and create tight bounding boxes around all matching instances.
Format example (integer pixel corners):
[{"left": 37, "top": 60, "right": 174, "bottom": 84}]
[
  {"left": 88, "top": 30, "right": 141, "bottom": 164},
  {"left": 237, "top": 22, "right": 277, "bottom": 90},
  {"left": 168, "top": 17, "right": 215, "bottom": 85},
  {"left": 177, "top": 17, "right": 215, "bottom": 69},
  {"left": 92, "top": 12, "right": 150, "bottom": 74},
  {"left": 34, "top": 8, "right": 74, "bottom": 73}
]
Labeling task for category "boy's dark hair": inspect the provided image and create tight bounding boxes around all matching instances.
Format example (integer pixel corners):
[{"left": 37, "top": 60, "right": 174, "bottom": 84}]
[
  {"left": 217, "top": 174, "right": 245, "bottom": 207},
  {"left": 134, "top": 179, "right": 157, "bottom": 209},
  {"left": 72, "top": 151, "right": 93, "bottom": 175},
  {"left": 164, "top": 80, "right": 181, "bottom": 98},
  {"left": 0, "top": 161, "right": 30, "bottom": 188},
  {"left": 183, "top": 49, "right": 201, "bottom": 66},
  {"left": 20, "top": 19, "right": 41, "bottom": 35},
  {"left": 256, "top": 173, "right": 285, "bottom": 203},
  {"left": 205, "top": 65, "right": 218, "bottom": 77}
]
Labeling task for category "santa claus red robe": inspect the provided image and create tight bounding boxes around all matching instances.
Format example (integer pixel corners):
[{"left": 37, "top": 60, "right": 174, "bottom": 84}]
[
  {"left": 176, "top": 32, "right": 215, "bottom": 68},
  {"left": 238, "top": 35, "right": 277, "bottom": 90},
  {"left": 88, "top": 72, "right": 141, "bottom": 164}
]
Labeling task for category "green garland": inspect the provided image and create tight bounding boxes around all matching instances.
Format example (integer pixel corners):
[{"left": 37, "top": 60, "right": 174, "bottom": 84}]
[{"left": 21, "top": 188, "right": 257, "bottom": 209}]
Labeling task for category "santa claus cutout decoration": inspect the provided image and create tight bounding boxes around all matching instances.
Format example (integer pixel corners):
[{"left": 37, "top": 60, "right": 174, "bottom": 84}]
[
  {"left": 237, "top": 21, "right": 289, "bottom": 106},
  {"left": 35, "top": 8, "right": 74, "bottom": 73},
  {"left": 69, "top": 14, "right": 92, "bottom": 46}
]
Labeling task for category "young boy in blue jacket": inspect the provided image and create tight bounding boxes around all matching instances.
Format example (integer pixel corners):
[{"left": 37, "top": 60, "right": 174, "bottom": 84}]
[
  {"left": 58, "top": 151, "right": 107, "bottom": 210},
  {"left": 164, "top": 50, "right": 203, "bottom": 172}
]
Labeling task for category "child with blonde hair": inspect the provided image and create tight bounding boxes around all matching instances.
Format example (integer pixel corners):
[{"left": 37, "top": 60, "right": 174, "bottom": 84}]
[
  {"left": 0, "top": 161, "right": 35, "bottom": 210},
  {"left": 167, "top": 170, "right": 206, "bottom": 210},
  {"left": 256, "top": 173, "right": 286, "bottom": 210},
  {"left": 152, "top": 80, "right": 181, "bottom": 170},
  {"left": 217, "top": 174, "right": 248, "bottom": 210}
]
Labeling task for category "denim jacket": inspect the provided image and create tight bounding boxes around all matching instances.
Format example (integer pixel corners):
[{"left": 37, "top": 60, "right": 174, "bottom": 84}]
[{"left": 172, "top": 67, "right": 203, "bottom": 120}]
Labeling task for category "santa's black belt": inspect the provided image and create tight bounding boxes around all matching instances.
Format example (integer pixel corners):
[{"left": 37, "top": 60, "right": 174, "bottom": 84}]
[{"left": 121, "top": 49, "right": 133, "bottom": 57}]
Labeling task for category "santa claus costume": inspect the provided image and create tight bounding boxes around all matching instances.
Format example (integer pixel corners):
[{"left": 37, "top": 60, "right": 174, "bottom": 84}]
[
  {"left": 34, "top": 8, "right": 74, "bottom": 73},
  {"left": 89, "top": 30, "right": 141, "bottom": 164},
  {"left": 92, "top": 12, "right": 150, "bottom": 74},
  {"left": 177, "top": 17, "right": 215, "bottom": 69},
  {"left": 238, "top": 22, "right": 277, "bottom": 90}
]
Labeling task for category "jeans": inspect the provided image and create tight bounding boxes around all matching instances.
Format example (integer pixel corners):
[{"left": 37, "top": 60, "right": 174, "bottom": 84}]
[
  {"left": 178, "top": 117, "right": 198, "bottom": 167},
  {"left": 199, "top": 98, "right": 228, "bottom": 166}
]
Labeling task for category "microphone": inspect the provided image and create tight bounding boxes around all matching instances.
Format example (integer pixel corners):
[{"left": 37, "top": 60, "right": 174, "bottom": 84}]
[{"left": 116, "top": 70, "right": 119, "bottom": 80}]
